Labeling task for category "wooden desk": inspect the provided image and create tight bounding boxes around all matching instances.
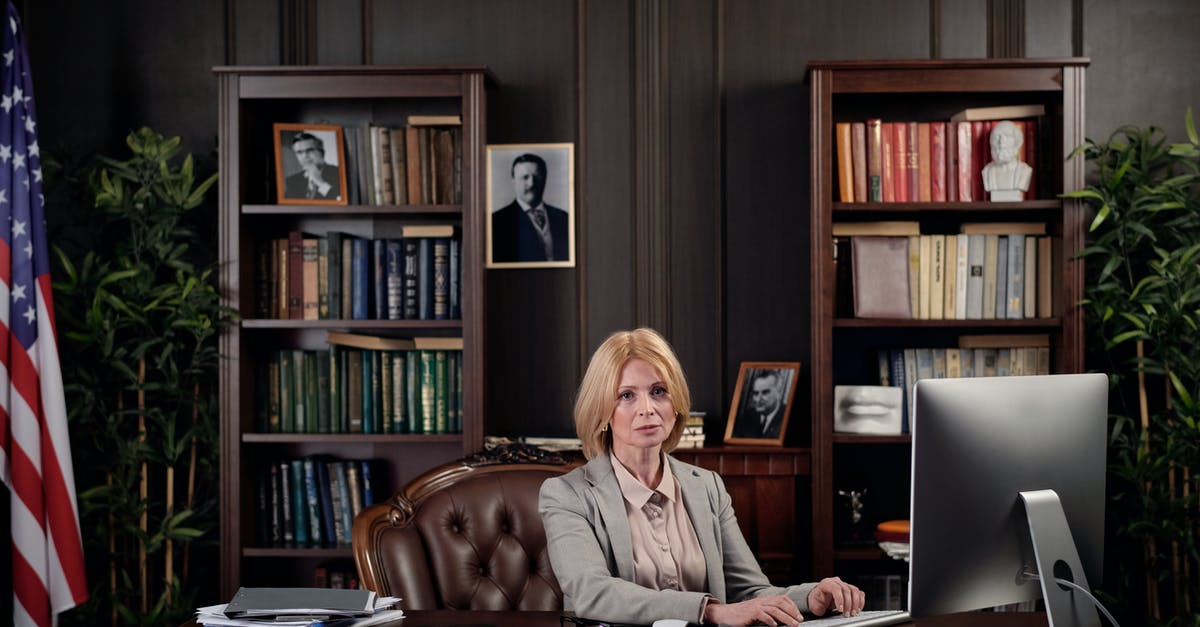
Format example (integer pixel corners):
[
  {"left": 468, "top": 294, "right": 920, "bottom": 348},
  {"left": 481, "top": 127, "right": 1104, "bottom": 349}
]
[{"left": 186, "top": 609, "right": 1047, "bottom": 626}]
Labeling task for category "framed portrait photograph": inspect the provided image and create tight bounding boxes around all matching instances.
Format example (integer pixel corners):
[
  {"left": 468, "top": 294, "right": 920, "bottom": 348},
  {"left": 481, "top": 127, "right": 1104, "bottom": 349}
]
[
  {"left": 723, "top": 362, "right": 801, "bottom": 446},
  {"left": 273, "top": 122, "right": 348, "bottom": 205},
  {"left": 486, "top": 142, "right": 575, "bottom": 268}
]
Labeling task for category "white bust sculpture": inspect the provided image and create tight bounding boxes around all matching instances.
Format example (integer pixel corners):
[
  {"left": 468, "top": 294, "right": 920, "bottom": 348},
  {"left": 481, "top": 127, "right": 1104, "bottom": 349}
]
[{"left": 982, "top": 120, "right": 1032, "bottom": 201}]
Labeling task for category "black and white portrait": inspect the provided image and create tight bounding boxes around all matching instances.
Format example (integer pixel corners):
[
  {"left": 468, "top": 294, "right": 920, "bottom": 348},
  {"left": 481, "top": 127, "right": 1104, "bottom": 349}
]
[
  {"left": 724, "top": 362, "right": 801, "bottom": 445},
  {"left": 486, "top": 143, "right": 575, "bottom": 268},
  {"left": 274, "top": 122, "right": 347, "bottom": 205}
]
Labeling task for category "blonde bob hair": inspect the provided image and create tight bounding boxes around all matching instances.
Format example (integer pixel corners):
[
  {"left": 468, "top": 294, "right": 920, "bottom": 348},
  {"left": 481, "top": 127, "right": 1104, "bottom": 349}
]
[{"left": 574, "top": 327, "right": 691, "bottom": 459}]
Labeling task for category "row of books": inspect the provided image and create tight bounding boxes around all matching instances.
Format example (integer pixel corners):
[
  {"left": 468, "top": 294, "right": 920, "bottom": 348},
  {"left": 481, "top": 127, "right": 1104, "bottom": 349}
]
[
  {"left": 675, "top": 412, "right": 707, "bottom": 449},
  {"left": 255, "top": 457, "right": 386, "bottom": 548},
  {"left": 255, "top": 333, "right": 464, "bottom": 435},
  {"left": 838, "top": 221, "right": 1054, "bottom": 320},
  {"left": 255, "top": 225, "right": 460, "bottom": 321},
  {"left": 835, "top": 104, "right": 1046, "bottom": 204},
  {"left": 342, "top": 115, "right": 462, "bottom": 206},
  {"left": 876, "top": 334, "right": 1052, "bottom": 432},
  {"left": 313, "top": 560, "right": 361, "bottom": 589}
]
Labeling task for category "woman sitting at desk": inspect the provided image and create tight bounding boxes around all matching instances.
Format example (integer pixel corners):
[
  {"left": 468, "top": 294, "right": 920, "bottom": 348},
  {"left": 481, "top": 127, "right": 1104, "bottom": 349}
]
[{"left": 539, "top": 328, "right": 865, "bottom": 626}]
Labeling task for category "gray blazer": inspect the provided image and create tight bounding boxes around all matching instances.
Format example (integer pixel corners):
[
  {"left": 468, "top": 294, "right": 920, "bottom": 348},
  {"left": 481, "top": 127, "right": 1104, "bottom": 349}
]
[{"left": 539, "top": 453, "right": 816, "bottom": 623}]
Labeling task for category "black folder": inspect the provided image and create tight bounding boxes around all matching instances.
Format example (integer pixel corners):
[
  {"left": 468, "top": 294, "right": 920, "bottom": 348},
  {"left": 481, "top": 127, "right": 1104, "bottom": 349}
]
[{"left": 223, "top": 587, "right": 374, "bottom": 618}]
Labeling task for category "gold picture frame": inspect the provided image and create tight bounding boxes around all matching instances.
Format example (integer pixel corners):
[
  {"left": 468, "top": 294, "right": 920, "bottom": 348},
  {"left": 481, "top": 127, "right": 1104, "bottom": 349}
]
[
  {"left": 723, "top": 361, "right": 801, "bottom": 446},
  {"left": 273, "top": 122, "right": 348, "bottom": 205}
]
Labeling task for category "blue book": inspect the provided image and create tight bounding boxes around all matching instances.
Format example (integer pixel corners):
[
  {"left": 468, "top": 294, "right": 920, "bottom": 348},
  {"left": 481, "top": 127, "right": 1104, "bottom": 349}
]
[
  {"left": 385, "top": 239, "right": 405, "bottom": 320},
  {"left": 360, "top": 459, "right": 376, "bottom": 507},
  {"left": 449, "top": 238, "right": 460, "bottom": 319},
  {"left": 373, "top": 238, "right": 387, "bottom": 320},
  {"left": 326, "top": 231, "right": 344, "bottom": 319},
  {"left": 417, "top": 238, "right": 433, "bottom": 320},
  {"left": 302, "top": 458, "right": 322, "bottom": 546},
  {"left": 402, "top": 239, "right": 420, "bottom": 319},
  {"left": 333, "top": 461, "right": 354, "bottom": 545},
  {"left": 888, "top": 349, "right": 908, "bottom": 432},
  {"left": 351, "top": 238, "right": 370, "bottom": 320}
]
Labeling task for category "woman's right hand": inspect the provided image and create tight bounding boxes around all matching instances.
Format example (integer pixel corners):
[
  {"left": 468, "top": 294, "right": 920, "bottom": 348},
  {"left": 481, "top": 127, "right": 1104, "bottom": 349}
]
[{"left": 703, "top": 594, "right": 803, "bottom": 626}]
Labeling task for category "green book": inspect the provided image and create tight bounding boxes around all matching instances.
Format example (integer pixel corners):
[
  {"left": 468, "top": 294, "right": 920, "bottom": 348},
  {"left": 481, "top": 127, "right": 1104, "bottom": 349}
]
[
  {"left": 292, "top": 349, "right": 307, "bottom": 433},
  {"left": 328, "top": 347, "right": 341, "bottom": 433},
  {"left": 316, "top": 349, "right": 331, "bottom": 433},
  {"left": 380, "top": 350, "right": 393, "bottom": 433},
  {"left": 370, "top": 350, "right": 383, "bottom": 433},
  {"left": 420, "top": 350, "right": 436, "bottom": 434},
  {"left": 391, "top": 352, "right": 407, "bottom": 433},
  {"left": 361, "top": 349, "right": 374, "bottom": 433},
  {"left": 327, "top": 231, "right": 343, "bottom": 319},
  {"left": 289, "top": 460, "right": 308, "bottom": 546},
  {"left": 279, "top": 350, "right": 294, "bottom": 433},
  {"left": 446, "top": 351, "right": 458, "bottom": 433},
  {"left": 347, "top": 350, "right": 363, "bottom": 433},
  {"left": 434, "top": 350, "right": 448, "bottom": 433},
  {"left": 303, "top": 351, "right": 319, "bottom": 433},
  {"left": 406, "top": 350, "right": 420, "bottom": 433},
  {"left": 267, "top": 354, "right": 281, "bottom": 433},
  {"left": 255, "top": 359, "right": 270, "bottom": 432}
]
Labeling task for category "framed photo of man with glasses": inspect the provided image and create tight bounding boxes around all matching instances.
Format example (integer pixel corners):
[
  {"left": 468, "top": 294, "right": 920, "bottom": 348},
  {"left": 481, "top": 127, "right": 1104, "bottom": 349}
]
[
  {"left": 273, "top": 122, "right": 348, "bottom": 205},
  {"left": 486, "top": 143, "right": 575, "bottom": 268},
  {"left": 724, "top": 362, "right": 801, "bottom": 446}
]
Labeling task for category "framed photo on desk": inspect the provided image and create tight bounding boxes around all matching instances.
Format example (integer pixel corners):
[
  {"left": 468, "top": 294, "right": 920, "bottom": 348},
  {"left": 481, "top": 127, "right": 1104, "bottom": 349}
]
[
  {"left": 273, "top": 122, "right": 348, "bottom": 205},
  {"left": 723, "top": 361, "right": 800, "bottom": 446}
]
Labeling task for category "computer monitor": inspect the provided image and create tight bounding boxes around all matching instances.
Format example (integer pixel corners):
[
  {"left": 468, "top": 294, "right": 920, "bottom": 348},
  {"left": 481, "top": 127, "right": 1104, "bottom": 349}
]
[{"left": 908, "top": 373, "right": 1108, "bottom": 627}]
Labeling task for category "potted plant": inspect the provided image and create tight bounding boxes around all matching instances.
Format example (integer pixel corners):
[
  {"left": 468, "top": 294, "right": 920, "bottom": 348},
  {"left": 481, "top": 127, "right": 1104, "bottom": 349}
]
[
  {"left": 1066, "top": 109, "right": 1200, "bottom": 627},
  {"left": 51, "top": 128, "right": 230, "bottom": 626}
]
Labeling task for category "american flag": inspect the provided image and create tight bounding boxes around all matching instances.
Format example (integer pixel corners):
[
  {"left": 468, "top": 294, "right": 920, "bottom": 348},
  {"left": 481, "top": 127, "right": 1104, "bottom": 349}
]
[{"left": 0, "top": 3, "right": 89, "bottom": 626}]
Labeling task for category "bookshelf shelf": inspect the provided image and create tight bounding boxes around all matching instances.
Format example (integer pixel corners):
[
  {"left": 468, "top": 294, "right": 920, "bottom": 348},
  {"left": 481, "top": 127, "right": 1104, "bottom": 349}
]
[
  {"left": 807, "top": 58, "right": 1088, "bottom": 582},
  {"left": 217, "top": 65, "right": 490, "bottom": 598},
  {"left": 243, "top": 204, "right": 463, "bottom": 215},
  {"left": 832, "top": 317, "right": 1061, "bottom": 328},
  {"left": 241, "top": 319, "right": 464, "bottom": 330}
]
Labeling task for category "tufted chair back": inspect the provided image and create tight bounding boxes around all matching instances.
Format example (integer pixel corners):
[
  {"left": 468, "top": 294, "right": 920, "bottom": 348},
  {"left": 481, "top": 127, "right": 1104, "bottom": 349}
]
[{"left": 352, "top": 445, "right": 582, "bottom": 610}]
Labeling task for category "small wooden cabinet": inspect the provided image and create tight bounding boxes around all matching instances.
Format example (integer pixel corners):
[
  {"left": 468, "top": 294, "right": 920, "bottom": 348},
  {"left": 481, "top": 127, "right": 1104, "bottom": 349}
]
[{"left": 806, "top": 59, "right": 1088, "bottom": 585}]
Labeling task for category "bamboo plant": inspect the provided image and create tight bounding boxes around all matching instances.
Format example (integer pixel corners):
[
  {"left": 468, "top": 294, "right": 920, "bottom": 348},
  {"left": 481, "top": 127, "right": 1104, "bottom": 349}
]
[
  {"left": 1067, "top": 109, "right": 1200, "bottom": 627},
  {"left": 51, "top": 128, "right": 229, "bottom": 627}
]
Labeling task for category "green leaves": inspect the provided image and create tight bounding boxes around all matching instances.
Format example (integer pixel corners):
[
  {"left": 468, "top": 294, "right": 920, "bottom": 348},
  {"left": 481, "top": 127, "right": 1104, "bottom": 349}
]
[{"left": 1076, "top": 111, "right": 1200, "bottom": 625}]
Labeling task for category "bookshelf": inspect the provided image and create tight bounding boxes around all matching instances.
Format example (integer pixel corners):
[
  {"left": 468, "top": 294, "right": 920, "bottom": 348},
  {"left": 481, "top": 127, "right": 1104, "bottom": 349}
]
[
  {"left": 806, "top": 59, "right": 1088, "bottom": 590},
  {"left": 215, "top": 66, "right": 490, "bottom": 598}
]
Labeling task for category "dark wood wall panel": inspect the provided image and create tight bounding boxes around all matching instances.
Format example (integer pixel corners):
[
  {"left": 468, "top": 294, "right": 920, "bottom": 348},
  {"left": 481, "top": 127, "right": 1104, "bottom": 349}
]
[
  {"left": 939, "top": 0, "right": 988, "bottom": 58},
  {"left": 580, "top": 0, "right": 636, "bottom": 392},
  {"left": 666, "top": 0, "right": 722, "bottom": 418},
  {"left": 233, "top": 0, "right": 281, "bottom": 65},
  {"left": 367, "top": 0, "right": 582, "bottom": 438},
  {"left": 1025, "top": 0, "right": 1073, "bottom": 58},
  {"left": 1084, "top": 0, "right": 1200, "bottom": 143},
  {"left": 317, "top": 0, "right": 364, "bottom": 64}
]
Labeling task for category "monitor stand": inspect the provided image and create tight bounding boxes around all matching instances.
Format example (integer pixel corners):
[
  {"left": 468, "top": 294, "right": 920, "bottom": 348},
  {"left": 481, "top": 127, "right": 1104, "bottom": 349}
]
[{"left": 1019, "top": 489, "right": 1102, "bottom": 627}]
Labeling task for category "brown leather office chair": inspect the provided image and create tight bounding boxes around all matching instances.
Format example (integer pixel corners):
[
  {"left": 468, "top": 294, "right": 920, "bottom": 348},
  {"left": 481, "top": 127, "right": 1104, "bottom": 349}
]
[{"left": 352, "top": 444, "right": 583, "bottom": 610}]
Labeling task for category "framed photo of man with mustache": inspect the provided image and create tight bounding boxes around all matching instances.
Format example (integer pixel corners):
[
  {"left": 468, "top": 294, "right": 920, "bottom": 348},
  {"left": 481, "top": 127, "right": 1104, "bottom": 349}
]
[
  {"left": 486, "top": 143, "right": 575, "bottom": 268},
  {"left": 274, "top": 122, "right": 348, "bottom": 206}
]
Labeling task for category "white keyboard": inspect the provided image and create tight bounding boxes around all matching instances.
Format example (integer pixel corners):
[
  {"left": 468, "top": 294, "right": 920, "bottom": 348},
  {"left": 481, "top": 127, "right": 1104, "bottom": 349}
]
[{"left": 800, "top": 609, "right": 909, "bottom": 626}]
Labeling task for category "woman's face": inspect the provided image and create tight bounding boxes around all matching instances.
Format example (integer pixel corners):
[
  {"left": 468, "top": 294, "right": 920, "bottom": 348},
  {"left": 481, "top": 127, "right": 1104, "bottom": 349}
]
[{"left": 609, "top": 358, "right": 677, "bottom": 459}]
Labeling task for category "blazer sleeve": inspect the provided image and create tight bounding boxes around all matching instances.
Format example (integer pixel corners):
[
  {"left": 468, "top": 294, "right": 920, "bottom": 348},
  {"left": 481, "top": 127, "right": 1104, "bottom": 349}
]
[
  {"left": 539, "top": 475, "right": 711, "bottom": 624},
  {"left": 710, "top": 471, "right": 818, "bottom": 612}
]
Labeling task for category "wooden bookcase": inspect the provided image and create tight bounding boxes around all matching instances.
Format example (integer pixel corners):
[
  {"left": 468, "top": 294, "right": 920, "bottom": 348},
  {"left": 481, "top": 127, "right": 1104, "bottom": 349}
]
[
  {"left": 215, "top": 66, "right": 490, "bottom": 598},
  {"left": 806, "top": 59, "right": 1088, "bottom": 587}
]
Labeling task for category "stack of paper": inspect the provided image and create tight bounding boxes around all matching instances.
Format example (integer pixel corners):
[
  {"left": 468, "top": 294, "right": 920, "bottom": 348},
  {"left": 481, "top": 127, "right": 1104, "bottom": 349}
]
[{"left": 196, "top": 587, "right": 402, "bottom": 627}]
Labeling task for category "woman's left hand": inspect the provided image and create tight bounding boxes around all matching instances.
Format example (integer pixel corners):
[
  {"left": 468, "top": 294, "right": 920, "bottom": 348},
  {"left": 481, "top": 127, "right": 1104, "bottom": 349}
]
[{"left": 806, "top": 576, "right": 865, "bottom": 617}]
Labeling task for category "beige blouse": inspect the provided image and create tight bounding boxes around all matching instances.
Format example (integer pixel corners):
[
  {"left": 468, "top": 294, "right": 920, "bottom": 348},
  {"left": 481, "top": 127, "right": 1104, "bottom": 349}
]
[{"left": 611, "top": 453, "right": 708, "bottom": 594}]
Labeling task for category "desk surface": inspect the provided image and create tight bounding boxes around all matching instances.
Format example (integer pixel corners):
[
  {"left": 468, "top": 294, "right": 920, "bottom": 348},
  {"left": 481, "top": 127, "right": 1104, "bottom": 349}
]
[{"left": 187, "top": 609, "right": 1047, "bottom": 627}]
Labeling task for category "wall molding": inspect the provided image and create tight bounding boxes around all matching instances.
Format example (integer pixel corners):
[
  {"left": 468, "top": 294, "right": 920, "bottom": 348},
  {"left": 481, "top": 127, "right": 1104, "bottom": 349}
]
[
  {"left": 633, "top": 0, "right": 671, "bottom": 332},
  {"left": 988, "top": 0, "right": 1025, "bottom": 58}
]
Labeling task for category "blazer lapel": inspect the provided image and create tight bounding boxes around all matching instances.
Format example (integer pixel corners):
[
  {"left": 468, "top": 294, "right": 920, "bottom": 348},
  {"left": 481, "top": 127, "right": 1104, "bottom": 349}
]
[
  {"left": 583, "top": 454, "right": 636, "bottom": 581},
  {"left": 671, "top": 456, "right": 726, "bottom": 600}
]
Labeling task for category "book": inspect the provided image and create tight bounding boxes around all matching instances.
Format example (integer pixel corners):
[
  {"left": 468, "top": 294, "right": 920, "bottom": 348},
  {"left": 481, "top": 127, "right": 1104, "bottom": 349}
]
[
  {"left": 407, "top": 114, "right": 463, "bottom": 126},
  {"left": 917, "top": 234, "right": 932, "bottom": 319},
  {"left": 1037, "top": 236, "right": 1053, "bottom": 318},
  {"left": 302, "top": 238, "right": 319, "bottom": 320},
  {"left": 881, "top": 121, "right": 895, "bottom": 202},
  {"left": 401, "top": 224, "right": 456, "bottom": 238},
  {"left": 946, "top": 121, "right": 960, "bottom": 202},
  {"left": 851, "top": 122, "right": 867, "bottom": 203},
  {"left": 960, "top": 222, "right": 1047, "bottom": 235},
  {"left": 965, "top": 233, "right": 985, "bottom": 319},
  {"left": 907, "top": 234, "right": 920, "bottom": 318},
  {"left": 917, "top": 122, "right": 931, "bottom": 202},
  {"left": 905, "top": 121, "right": 919, "bottom": 202},
  {"left": 929, "top": 235, "right": 945, "bottom": 319},
  {"left": 950, "top": 103, "right": 1046, "bottom": 122},
  {"left": 375, "top": 126, "right": 396, "bottom": 205},
  {"left": 419, "top": 350, "right": 437, "bottom": 433},
  {"left": 1024, "top": 235, "right": 1038, "bottom": 319},
  {"left": 287, "top": 231, "right": 304, "bottom": 319},
  {"left": 893, "top": 122, "right": 909, "bottom": 202},
  {"left": 435, "top": 350, "right": 449, "bottom": 433},
  {"left": 278, "top": 461, "right": 294, "bottom": 546},
  {"left": 851, "top": 237, "right": 911, "bottom": 319},
  {"left": 954, "top": 233, "right": 970, "bottom": 320},
  {"left": 373, "top": 239, "right": 387, "bottom": 320},
  {"left": 340, "top": 237, "right": 353, "bottom": 319},
  {"left": 404, "top": 125, "right": 422, "bottom": 204},
  {"left": 836, "top": 122, "right": 854, "bottom": 202},
  {"left": 831, "top": 221, "right": 920, "bottom": 237},
  {"left": 388, "top": 127, "right": 408, "bottom": 205},
  {"left": 433, "top": 238, "right": 450, "bottom": 320},
  {"left": 417, "top": 238, "right": 433, "bottom": 320},
  {"left": 385, "top": 239, "right": 404, "bottom": 320},
  {"left": 350, "top": 238, "right": 370, "bottom": 320},
  {"left": 930, "top": 122, "right": 946, "bottom": 202},
  {"left": 347, "top": 351, "right": 363, "bottom": 433},
  {"left": 955, "top": 121, "right": 973, "bottom": 201},
  {"left": 302, "top": 458, "right": 323, "bottom": 546},
  {"left": 289, "top": 460, "right": 308, "bottom": 546},
  {"left": 942, "top": 234, "right": 957, "bottom": 320},
  {"left": 316, "top": 237, "right": 330, "bottom": 319},
  {"left": 958, "top": 333, "right": 1050, "bottom": 348},
  {"left": 981, "top": 234, "right": 999, "bottom": 319},
  {"left": 865, "top": 118, "right": 883, "bottom": 201},
  {"left": 994, "top": 235, "right": 1008, "bottom": 319},
  {"left": 1006, "top": 233, "right": 1026, "bottom": 318}
]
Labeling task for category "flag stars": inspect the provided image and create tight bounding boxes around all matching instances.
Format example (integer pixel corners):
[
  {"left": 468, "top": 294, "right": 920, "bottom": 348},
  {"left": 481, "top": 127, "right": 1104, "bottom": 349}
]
[
  {"left": 0, "top": 189, "right": 7, "bottom": 205},
  {"left": 13, "top": 152, "right": 24, "bottom": 169},
  {"left": 22, "top": 304, "right": 35, "bottom": 325},
  {"left": 2, "top": 49, "right": 12, "bottom": 67},
  {"left": 12, "top": 85, "right": 22, "bottom": 103},
  {"left": 13, "top": 218, "right": 25, "bottom": 238},
  {"left": 28, "top": 140, "right": 38, "bottom": 157},
  {"left": 32, "top": 167, "right": 41, "bottom": 183},
  {"left": 0, "top": 94, "right": 10, "bottom": 113},
  {"left": 0, "top": 144, "right": 9, "bottom": 162},
  {"left": 23, "top": 240, "right": 32, "bottom": 258},
  {"left": 11, "top": 283, "right": 25, "bottom": 302},
  {"left": 24, "top": 114, "right": 35, "bottom": 133}
]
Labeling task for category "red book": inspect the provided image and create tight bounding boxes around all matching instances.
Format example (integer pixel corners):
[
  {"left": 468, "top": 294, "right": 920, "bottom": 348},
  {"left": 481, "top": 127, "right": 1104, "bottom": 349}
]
[
  {"left": 930, "top": 122, "right": 947, "bottom": 202},
  {"left": 956, "top": 121, "right": 974, "bottom": 201},
  {"left": 881, "top": 122, "right": 896, "bottom": 203},
  {"left": 971, "top": 121, "right": 989, "bottom": 202},
  {"left": 917, "top": 122, "right": 932, "bottom": 202},
  {"left": 866, "top": 119, "right": 883, "bottom": 202},
  {"left": 906, "top": 122, "right": 921, "bottom": 202},
  {"left": 892, "top": 122, "right": 908, "bottom": 203},
  {"left": 946, "top": 121, "right": 959, "bottom": 202}
]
